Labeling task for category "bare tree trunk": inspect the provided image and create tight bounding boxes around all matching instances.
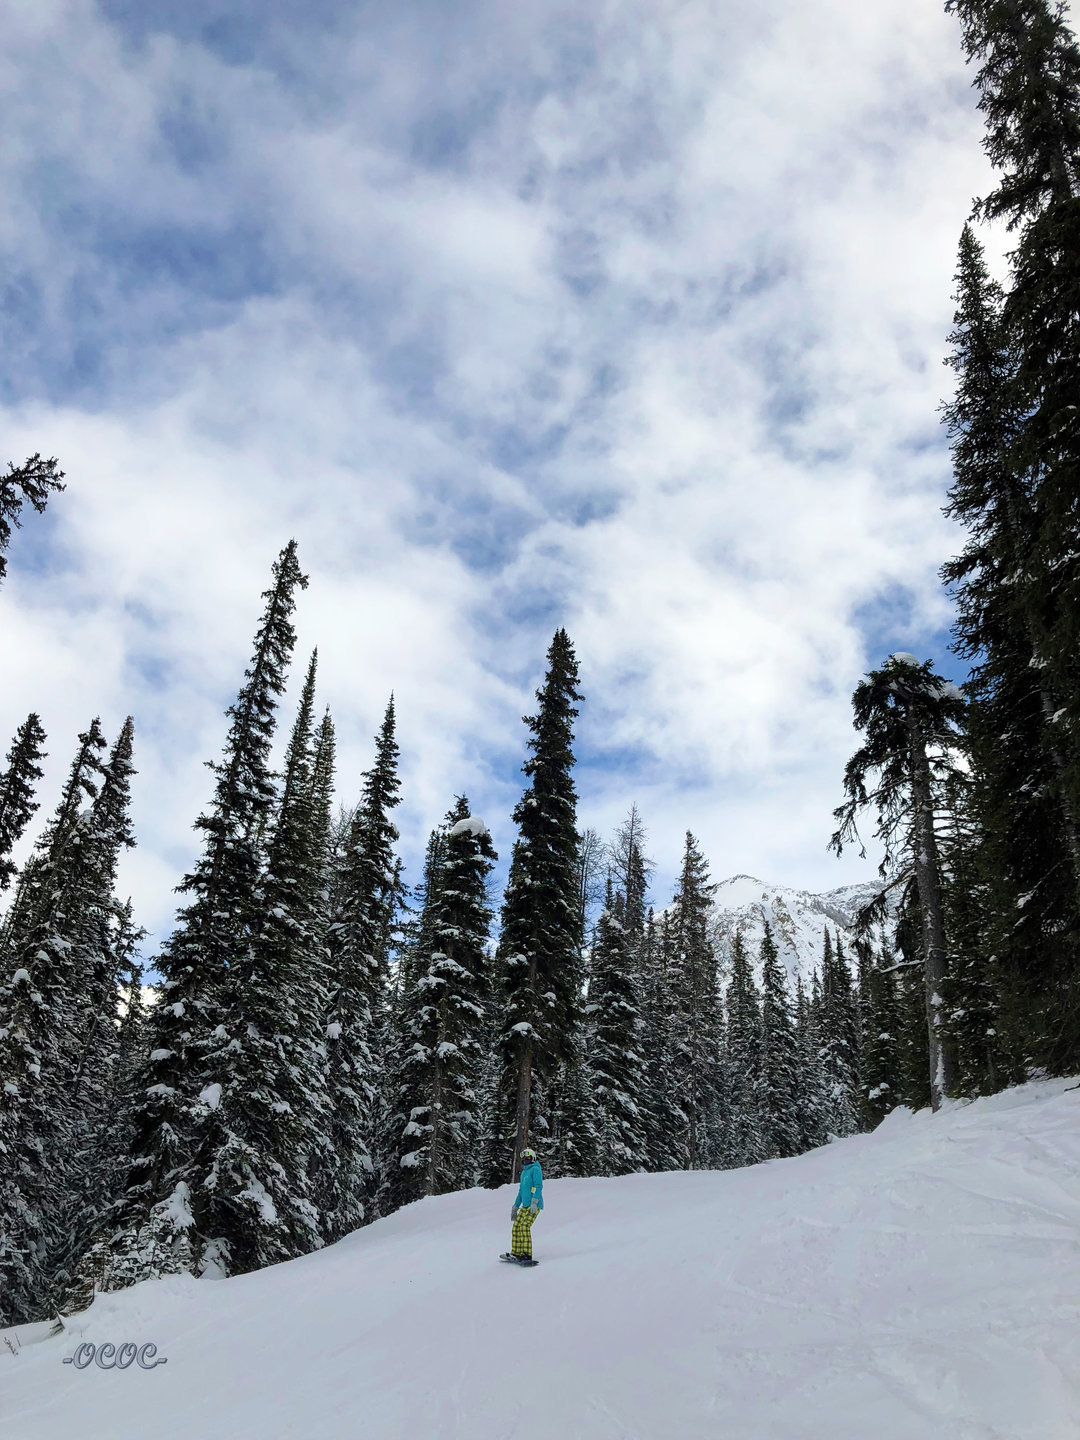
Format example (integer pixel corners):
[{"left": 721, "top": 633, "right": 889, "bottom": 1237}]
[{"left": 907, "top": 719, "right": 954, "bottom": 1110}]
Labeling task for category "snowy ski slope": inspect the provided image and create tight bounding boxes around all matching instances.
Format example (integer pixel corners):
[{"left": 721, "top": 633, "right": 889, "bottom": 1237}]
[{"left": 4, "top": 1078, "right": 1080, "bottom": 1440}]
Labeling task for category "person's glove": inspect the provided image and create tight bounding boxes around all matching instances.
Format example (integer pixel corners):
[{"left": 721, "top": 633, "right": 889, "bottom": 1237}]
[
  {"left": 529, "top": 1201, "right": 538, "bottom": 1216},
  {"left": 511, "top": 1204, "right": 520, "bottom": 1221}
]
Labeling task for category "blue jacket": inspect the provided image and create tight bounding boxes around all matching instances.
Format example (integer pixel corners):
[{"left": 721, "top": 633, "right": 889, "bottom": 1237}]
[{"left": 512, "top": 1161, "right": 543, "bottom": 1218}]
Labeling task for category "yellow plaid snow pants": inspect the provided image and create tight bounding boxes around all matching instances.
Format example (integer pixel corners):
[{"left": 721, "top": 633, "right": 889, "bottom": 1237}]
[{"left": 511, "top": 1206, "right": 539, "bottom": 1258}]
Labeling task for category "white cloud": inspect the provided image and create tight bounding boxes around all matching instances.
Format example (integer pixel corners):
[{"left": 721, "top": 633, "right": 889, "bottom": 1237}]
[{"left": 0, "top": 0, "right": 1013, "bottom": 940}]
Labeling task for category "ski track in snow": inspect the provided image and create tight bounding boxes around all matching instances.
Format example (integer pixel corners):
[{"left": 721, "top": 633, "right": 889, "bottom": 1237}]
[{"left": 4, "top": 1079, "right": 1080, "bottom": 1440}]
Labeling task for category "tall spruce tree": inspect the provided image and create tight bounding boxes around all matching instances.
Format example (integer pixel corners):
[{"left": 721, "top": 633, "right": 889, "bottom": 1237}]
[
  {"left": 0, "top": 717, "right": 132, "bottom": 1323},
  {"left": 816, "top": 930, "right": 861, "bottom": 1138},
  {"left": 831, "top": 654, "right": 967, "bottom": 1109},
  {"left": 940, "top": 223, "right": 1070, "bottom": 1078},
  {"left": 319, "top": 697, "right": 402, "bottom": 1238},
  {"left": 485, "top": 631, "right": 584, "bottom": 1184},
  {"left": 639, "top": 909, "right": 684, "bottom": 1172},
  {"left": 793, "top": 973, "right": 829, "bottom": 1151},
  {"left": 101, "top": 541, "right": 308, "bottom": 1286},
  {"left": 0, "top": 714, "right": 47, "bottom": 892},
  {"left": 64, "top": 915, "right": 146, "bottom": 1312},
  {"left": 667, "top": 833, "right": 722, "bottom": 1169},
  {"left": 388, "top": 799, "right": 495, "bottom": 1205},
  {"left": 723, "top": 930, "right": 764, "bottom": 1168},
  {"left": 207, "top": 652, "right": 329, "bottom": 1274},
  {"left": 758, "top": 922, "right": 800, "bottom": 1159},
  {"left": 46, "top": 719, "right": 141, "bottom": 1309},
  {"left": 301, "top": 709, "right": 339, "bottom": 1206},
  {"left": 588, "top": 887, "right": 647, "bottom": 1175}
]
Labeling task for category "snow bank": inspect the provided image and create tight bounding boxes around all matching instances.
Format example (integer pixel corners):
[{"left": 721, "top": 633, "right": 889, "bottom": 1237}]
[{"left": 4, "top": 1078, "right": 1080, "bottom": 1440}]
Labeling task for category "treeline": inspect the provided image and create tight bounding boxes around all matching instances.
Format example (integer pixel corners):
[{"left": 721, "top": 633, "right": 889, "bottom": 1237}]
[
  {"left": 2, "top": 0, "right": 1079, "bottom": 1331},
  {"left": 0, "top": 560, "right": 905, "bottom": 1327}
]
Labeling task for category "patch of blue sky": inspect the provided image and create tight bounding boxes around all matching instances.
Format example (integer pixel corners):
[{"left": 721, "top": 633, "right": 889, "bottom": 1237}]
[
  {"left": 2, "top": 506, "right": 71, "bottom": 586},
  {"left": 851, "top": 582, "right": 967, "bottom": 686},
  {"left": 124, "top": 649, "right": 175, "bottom": 701},
  {"left": 157, "top": 93, "right": 230, "bottom": 175},
  {"left": 407, "top": 91, "right": 510, "bottom": 174},
  {"left": 402, "top": 483, "right": 536, "bottom": 575},
  {"left": 98, "top": 0, "right": 351, "bottom": 65},
  {"left": 577, "top": 738, "right": 664, "bottom": 790},
  {"left": 102, "top": 221, "right": 279, "bottom": 308},
  {"left": 6, "top": 226, "right": 280, "bottom": 408}
]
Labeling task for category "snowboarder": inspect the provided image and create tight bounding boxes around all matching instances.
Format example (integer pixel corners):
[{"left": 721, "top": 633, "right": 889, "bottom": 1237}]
[{"left": 507, "top": 1148, "right": 543, "bottom": 1264}]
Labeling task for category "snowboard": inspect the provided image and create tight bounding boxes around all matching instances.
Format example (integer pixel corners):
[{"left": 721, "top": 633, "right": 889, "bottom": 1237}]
[{"left": 500, "top": 1253, "right": 539, "bottom": 1267}]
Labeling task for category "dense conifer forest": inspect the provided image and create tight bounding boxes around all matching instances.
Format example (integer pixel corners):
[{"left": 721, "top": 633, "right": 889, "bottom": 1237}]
[{"left": 2, "top": 0, "right": 1080, "bottom": 1326}]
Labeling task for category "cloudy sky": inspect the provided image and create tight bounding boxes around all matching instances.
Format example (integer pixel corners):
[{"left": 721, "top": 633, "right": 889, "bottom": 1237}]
[{"left": 1, "top": 0, "right": 1008, "bottom": 947}]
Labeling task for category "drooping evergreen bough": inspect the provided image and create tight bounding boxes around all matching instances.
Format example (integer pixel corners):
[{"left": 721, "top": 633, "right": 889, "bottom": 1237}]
[{"left": 0, "top": 453, "right": 65, "bottom": 587}]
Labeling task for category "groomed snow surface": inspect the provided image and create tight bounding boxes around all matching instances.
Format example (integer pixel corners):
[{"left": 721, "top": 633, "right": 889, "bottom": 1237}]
[{"left": 5, "top": 1079, "right": 1080, "bottom": 1440}]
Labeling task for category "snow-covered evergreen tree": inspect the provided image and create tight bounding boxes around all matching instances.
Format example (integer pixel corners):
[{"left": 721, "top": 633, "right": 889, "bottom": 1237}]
[
  {"left": 792, "top": 973, "right": 828, "bottom": 1152},
  {"left": 63, "top": 918, "right": 145, "bottom": 1312},
  {"left": 668, "top": 833, "right": 722, "bottom": 1170},
  {"left": 639, "top": 910, "right": 684, "bottom": 1172},
  {"left": 857, "top": 939, "right": 902, "bottom": 1128},
  {"left": 0, "top": 716, "right": 138, "bottom": 1323},
  {"left": 815, "top": 930, "right": 861, "bottom": 1138},
  {"left": 831, "top": 654, "right": 967, "bottom": 1109},
  {"left": 388, "top": 799, "right": 495, "bottom": 1205},
  {"left": 758, "top": 922, "right": 800, "bottom": 1159},
  {"left": 484, "top": 631, "right": 585, "bottom": 1185},
  {"left": 0, "top": 713, "right": 47, "bottom": 892},
  {"left": 723, "top": 930, "right": 764, "bottom": 1168},
  {"left": 100, "top": 541, "right": 308, "bottom": 1286},
  {"left": 318, "top": 697, "right": 402, "bottom": 1239},
  {"left": 48, "top": 719, "right": 143, "bottom": 1307},
  {"left": 588, "top": 888, "right": 647, "bottom": 1175},
  {"left": 207, "top": 652, "right": 330, "bottom": 1274},
  {"left": 945, "top": 0, "right": 1080, "bottom": 1070},
  {"left": 301, "top": 708, "right": 339, "bottom": 1205}
]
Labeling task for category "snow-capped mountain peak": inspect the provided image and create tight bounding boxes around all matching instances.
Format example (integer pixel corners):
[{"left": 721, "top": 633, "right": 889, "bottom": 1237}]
[{"left": 710, "top": 874, "right": 889, "bottom": 982}]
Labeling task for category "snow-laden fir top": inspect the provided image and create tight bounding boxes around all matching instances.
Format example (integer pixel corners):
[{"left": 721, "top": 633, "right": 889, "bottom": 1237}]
[{"left": 447, "top": 815, "right": 489, "bottom": 838}]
